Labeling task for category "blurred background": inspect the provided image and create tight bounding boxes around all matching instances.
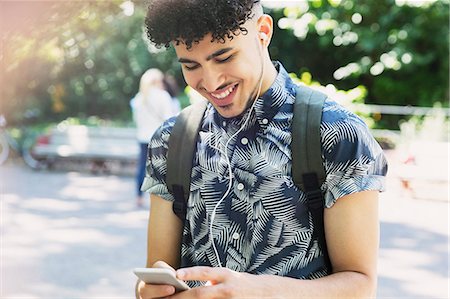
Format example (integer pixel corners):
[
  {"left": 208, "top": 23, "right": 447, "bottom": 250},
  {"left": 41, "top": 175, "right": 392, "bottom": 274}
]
[{"left": 1, "top": 0, "right": 448, "bottom": 298}]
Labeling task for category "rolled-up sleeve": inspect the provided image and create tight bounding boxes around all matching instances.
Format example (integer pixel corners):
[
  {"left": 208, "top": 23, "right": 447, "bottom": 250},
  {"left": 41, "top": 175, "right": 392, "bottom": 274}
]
[
  {"left": 320, "top": 102, "right": 388, "bottom": 208},
  {"left": 140, "top": 118, "right": 176, "bottom": 202}
]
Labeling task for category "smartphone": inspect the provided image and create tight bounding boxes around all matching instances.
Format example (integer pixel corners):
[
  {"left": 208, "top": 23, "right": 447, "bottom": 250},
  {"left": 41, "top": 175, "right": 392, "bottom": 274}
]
[{"left": 133, "top": 267, "right": 190, "bottom": 293}]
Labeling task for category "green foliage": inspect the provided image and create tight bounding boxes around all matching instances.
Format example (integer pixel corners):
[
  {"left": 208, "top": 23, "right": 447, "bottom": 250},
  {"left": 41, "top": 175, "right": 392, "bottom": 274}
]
[
  {"left": 268, "top": 0, "right": 449, "bottom": 109},
  {"left": 1, "top": 0, "right": 448, "bottom": 131},
  {"left": 1, "top": 1, "right": 180, "bottom": 125}
]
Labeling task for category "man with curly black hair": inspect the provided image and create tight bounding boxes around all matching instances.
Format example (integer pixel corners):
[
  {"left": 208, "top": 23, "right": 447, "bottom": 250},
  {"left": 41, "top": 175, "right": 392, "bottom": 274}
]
[{"left": 137, "top": 1, "right": 387, "bottom": 298}]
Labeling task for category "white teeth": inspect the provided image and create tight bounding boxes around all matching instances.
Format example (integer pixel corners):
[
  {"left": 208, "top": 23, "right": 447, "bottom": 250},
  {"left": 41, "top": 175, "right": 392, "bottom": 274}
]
[{"left": 212, "top": 85, "right": 235, "bottom": 99}]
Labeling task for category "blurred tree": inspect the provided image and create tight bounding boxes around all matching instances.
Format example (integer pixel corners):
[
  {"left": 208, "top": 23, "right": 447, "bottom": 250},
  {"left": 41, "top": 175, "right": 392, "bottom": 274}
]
[
  {"left": 1, "top": 0, "right": 448, "bottom": 130},
  {"left": 267, "top": 0, "right": 449, "bottom": 109},
  {"left": 0, "top": 0, "right": 180, "bottom": 125}
]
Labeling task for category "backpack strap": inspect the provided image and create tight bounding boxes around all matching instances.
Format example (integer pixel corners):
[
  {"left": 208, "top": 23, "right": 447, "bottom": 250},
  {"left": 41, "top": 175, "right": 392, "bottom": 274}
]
[
  {"left": 292, "top": 84, "right": 331, "bottom": 271},
  {"left": 292, "top": 85, "right": 327, "bottom": 188},
  {"left": 166, "top": 100, "right": 208, "bottom": 220}
]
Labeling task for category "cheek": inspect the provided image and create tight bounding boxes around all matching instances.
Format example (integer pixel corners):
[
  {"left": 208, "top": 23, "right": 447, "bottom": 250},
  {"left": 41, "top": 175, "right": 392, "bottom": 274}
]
[
  {"left": 235, "top": 53, "right": 261, "bottom": 80},
  {"left": 182, "top": 70, "right": 198, "bottom": 88},
  {"left": 235, "top": 62, "right": 260, "bottom": 86}
]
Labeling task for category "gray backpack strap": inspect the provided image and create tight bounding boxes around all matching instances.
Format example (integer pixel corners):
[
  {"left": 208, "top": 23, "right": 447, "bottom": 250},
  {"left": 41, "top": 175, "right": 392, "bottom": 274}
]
[
  {"left": 292, "top": 85, "right": 327, "bottom": 188},
  {"left": 292, "top": 84, "right": 331, "bottom": 272},
  {"left": 166, "top": 100, "right": 208, "bottom": 220}
]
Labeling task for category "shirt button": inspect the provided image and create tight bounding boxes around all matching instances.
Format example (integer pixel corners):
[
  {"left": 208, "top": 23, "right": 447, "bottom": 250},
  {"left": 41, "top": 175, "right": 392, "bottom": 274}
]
[
  {"left": 222, "top": 121, "right": 227, "bottom": 127},
  {"left": 237, "top": 183, "right": 244, "bottom": 190},
  {"left": 232, "top": 232, "right": 240, "bottom": 240},
  {"left": 241, "top": 137, "right": 248, "bottom": 145},
  {"left": 262, "top": 118, "right": 269, "bottom": 125}
]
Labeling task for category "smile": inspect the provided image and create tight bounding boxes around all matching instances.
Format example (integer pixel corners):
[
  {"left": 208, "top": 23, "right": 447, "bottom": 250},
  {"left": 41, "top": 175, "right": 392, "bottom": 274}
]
[{"left": 210, "top": 84, "right": 237, "bottom": 100}]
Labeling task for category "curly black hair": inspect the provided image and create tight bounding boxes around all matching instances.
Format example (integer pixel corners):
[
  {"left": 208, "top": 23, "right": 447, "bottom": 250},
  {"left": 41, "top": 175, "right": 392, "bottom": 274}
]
[{"left": 145, "top": 0, "right": 261, "bottom": 49}]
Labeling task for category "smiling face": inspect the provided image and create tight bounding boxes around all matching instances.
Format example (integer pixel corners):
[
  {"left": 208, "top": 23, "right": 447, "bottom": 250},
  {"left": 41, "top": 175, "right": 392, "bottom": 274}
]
[{"left": 173, "top": 15, "right": 275, "bottom": 118}]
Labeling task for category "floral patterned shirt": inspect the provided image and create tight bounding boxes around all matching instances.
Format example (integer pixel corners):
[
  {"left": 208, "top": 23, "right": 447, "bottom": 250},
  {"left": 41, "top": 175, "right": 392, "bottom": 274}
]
[{"left": 142, "top": 62, "right": 387, "bottom": 284}]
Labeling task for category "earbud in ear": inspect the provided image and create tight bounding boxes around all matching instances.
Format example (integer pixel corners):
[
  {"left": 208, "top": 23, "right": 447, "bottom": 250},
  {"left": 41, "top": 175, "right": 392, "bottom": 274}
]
[{"left": 259, "top": 32, "right": 268, "bottom": 41}]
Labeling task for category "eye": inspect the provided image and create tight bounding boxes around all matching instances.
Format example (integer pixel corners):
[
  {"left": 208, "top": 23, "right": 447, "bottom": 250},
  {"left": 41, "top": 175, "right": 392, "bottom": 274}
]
[
  {"left": 216, "top": 55, "right": 234, "bottom": 63},
  {"left": 183, "top": 64, "right": 199, "bottom": 71}
]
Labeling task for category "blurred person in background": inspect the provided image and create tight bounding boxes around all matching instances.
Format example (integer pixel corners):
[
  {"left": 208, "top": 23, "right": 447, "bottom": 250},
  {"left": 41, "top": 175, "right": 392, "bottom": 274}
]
[
  {"left": 130, "top": 68, "right": 176, "bottom": 207},
  {"left": 163, "top": 74, "right": 182, "bottom": 115}
]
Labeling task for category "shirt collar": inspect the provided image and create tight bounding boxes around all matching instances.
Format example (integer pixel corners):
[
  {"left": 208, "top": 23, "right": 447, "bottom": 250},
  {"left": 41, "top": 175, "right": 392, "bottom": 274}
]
[{"left": 255, "top": 61, "right": 296, "bottom": 124}]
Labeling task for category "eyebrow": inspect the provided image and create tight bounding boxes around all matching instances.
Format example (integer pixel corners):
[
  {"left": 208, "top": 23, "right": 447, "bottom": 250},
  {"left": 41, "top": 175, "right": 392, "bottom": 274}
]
[{"left": 178, "top": 47, "right": 234, "bottom": 64}]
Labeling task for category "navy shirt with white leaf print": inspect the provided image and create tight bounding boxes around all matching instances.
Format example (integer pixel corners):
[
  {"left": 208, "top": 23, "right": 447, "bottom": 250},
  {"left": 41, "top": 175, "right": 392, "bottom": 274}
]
[{"left": 142, "top": 62, "right": 387, "bottom": 285}]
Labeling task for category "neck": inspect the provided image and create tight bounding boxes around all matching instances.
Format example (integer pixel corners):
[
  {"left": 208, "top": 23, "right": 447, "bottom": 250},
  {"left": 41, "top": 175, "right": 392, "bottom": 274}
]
[{"left": 260, "top": 59, "right": 278, "bottom": 96}]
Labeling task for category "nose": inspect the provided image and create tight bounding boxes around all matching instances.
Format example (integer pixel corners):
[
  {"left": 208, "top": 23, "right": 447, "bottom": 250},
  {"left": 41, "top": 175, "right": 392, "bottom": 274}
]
[{"left": 199, "top": 67, "right": 225, "bottom": 93}]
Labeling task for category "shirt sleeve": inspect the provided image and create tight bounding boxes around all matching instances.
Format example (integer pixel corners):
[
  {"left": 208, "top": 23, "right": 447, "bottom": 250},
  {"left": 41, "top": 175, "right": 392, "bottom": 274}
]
[
  {"left": 140, "top": 117, "right": 176, "bottom": 202},
  {"left": 320, "top": 100, "right": 388, "bottom": 208}
]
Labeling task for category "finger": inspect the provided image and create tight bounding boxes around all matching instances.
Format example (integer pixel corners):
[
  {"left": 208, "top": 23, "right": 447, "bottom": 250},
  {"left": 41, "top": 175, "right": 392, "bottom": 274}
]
[
  {"left": 176, "top": 266, "right": 231, "bottom": 282},
  {"left": 169, "top": 284, "right": 223, "bottom": 299},
  {"left": 139, "top": 280, "right": 176, "bottom": 299},
  {"left": 153, "top": 261, "right": 176, "bottom": 275}
]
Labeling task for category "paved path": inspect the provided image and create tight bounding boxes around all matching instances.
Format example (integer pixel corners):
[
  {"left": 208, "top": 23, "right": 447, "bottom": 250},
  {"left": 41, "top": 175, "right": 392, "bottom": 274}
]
[
  {"left": 1, "top": 164, "right": 148, "bottom": 298},
  {"left": 1, "top": 155, "right": 448, "bottom": 298}
]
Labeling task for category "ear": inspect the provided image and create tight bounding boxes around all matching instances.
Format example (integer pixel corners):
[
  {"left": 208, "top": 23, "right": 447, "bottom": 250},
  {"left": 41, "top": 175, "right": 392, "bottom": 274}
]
[{"left": 257, "top": 14, "right": 273, "bottom": 46}]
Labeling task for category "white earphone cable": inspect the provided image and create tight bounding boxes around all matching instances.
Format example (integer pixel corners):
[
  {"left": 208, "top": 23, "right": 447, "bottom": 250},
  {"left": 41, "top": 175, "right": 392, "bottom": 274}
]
[{"left": 209, "top": 40, "right": 265, "bottom": 267}]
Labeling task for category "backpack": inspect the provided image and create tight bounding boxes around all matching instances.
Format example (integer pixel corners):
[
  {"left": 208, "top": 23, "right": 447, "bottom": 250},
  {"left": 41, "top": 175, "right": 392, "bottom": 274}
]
[{"left": 166, "top": 84, "right": 331, "bottom": 270}]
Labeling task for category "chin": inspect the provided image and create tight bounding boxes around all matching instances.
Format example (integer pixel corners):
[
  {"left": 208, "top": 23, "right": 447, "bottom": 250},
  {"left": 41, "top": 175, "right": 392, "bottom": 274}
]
[{"left": 215, "top": 104, "right": 246, "bottom": 119}]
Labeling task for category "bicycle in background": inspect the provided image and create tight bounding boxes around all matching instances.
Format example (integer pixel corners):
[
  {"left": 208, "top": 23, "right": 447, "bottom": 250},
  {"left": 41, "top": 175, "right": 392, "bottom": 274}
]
[{"left": 0, "top": 114, "right": 43, "bottom": 169}]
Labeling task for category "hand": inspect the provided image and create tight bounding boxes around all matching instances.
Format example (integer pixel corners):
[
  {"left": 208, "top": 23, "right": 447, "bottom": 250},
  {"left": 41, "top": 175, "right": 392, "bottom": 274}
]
[
  {"left": 137, "top": 261, "right": 177, "bottom": 299},
  {"left": 170, "top": 266, "right": 272, "bottom": 299}
]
